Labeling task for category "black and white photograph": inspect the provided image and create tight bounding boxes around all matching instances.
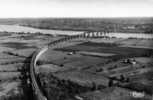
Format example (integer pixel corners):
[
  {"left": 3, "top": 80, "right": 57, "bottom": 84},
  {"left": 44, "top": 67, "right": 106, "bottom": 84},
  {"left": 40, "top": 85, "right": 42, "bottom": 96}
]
[{"left": 0, "top": 0, "right": 153, "bottom": 100}]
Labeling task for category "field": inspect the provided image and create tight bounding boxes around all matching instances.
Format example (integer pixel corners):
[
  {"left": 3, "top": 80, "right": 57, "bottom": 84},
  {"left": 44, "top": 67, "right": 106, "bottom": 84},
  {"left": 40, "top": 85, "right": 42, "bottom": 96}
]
[
  {"left": 0, "top": 30, "right": 62, "bottom": 100},
  {"left": 0, "top": 18, "right": 153, "bottom": 100},
  {"left": 1, "top": 18, "right": 153, "bottom": 33},
  {"left": 55, "top": 41, "right": 153, "bottom": 59},
  {"left": 38, "top": 37, "right": 153, "bottom": 100}
]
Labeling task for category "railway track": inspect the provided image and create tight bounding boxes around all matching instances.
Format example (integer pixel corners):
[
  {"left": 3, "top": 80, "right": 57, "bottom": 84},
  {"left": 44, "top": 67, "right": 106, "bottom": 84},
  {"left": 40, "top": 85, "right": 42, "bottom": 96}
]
[{"left": 30, "top": 31, "right": 110, "bottom": 100}]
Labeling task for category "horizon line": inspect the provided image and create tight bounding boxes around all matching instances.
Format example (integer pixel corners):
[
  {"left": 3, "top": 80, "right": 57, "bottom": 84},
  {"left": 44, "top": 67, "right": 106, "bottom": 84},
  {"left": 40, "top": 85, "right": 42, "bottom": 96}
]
[{"left": 0, "top": 16, "right": 153, "bottom": 19}]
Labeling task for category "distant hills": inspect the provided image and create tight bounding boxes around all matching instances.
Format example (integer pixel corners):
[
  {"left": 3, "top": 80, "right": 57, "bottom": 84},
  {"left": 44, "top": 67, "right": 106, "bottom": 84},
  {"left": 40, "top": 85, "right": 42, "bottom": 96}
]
[{"left": 0, "top": 18, "right": 153, "bottom": 33}]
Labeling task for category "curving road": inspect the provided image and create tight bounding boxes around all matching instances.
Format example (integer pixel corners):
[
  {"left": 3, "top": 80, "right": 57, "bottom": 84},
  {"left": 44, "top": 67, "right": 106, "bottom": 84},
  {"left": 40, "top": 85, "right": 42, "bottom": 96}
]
[{"left": 30, "top": 31, "right": 109, "bottom": 100}]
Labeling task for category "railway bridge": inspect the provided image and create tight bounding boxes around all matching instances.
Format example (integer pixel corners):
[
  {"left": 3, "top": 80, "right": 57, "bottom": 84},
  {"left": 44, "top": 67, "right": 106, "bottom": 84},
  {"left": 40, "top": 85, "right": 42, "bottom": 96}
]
[{"left": 30, "top": 31, "right": 110, "bottom": 100}]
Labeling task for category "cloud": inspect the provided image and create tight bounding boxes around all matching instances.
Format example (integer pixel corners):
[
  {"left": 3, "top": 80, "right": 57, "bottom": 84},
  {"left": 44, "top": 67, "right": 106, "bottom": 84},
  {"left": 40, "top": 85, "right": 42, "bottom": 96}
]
[
  {"left": 0, "top": 0, "right": 153, "bottom": 18},
  {"left": 55, "top": 0, "right": 153, "bottom": 4}
]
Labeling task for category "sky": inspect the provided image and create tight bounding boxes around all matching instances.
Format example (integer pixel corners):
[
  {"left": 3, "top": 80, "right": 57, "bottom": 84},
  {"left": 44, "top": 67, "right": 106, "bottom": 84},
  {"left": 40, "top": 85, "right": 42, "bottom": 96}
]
[{"left": 0, "top": 0, "right": 153, "bottom": 18}]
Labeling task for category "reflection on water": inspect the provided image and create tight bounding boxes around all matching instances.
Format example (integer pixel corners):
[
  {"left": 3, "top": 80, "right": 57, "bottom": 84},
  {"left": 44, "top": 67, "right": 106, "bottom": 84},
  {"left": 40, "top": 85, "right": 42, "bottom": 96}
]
[
  {"left": 0, "top": 25, "right": 83, "bottom": 35},
  {"left": 108, "top": 33, "right": 153, "bottom": 39},
  {"left": 0, "top": 25, "right": 153, "bottom": 38}
]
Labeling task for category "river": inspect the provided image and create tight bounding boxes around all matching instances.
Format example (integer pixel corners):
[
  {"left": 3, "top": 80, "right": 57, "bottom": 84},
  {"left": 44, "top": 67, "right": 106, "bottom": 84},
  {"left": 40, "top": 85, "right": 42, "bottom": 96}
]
[{"left": 0, "top": 24, "right": 153, "bottom": 38}]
